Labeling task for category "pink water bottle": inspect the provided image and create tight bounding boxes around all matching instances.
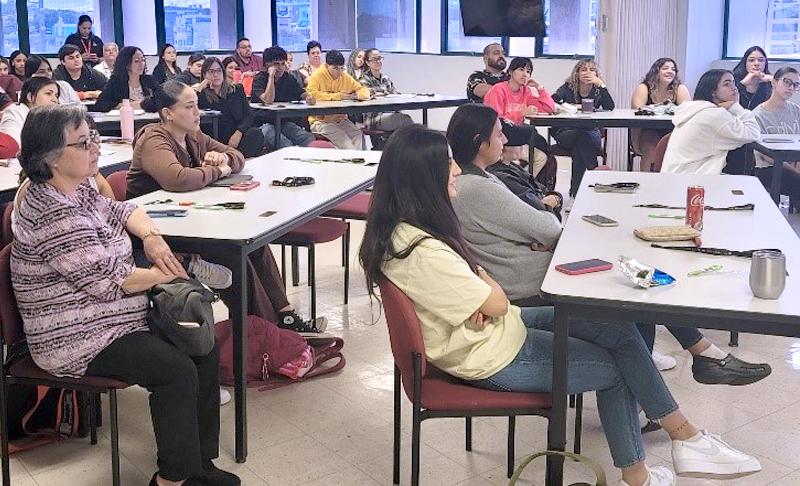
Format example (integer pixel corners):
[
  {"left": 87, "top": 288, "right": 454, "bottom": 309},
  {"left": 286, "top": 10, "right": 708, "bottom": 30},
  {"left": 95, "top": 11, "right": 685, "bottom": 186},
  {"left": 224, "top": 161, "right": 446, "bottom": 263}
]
[{"left": 120, "top": 99, "right": 134, "bottom": 141}]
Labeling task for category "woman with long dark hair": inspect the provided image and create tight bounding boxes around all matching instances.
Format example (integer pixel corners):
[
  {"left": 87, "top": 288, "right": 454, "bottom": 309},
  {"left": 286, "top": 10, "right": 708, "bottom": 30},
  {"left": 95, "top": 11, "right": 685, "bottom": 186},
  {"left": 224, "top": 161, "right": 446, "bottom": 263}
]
[
  {"left": 732, "top": 46, "right": 772, "bottom": 110},
  {"left": 64, "top": 14, "right": 104, "bottom": 66},
  {"left": 630, "top": 57, "right": 691, "bottom": 172},
  {"left": 8, "top": 50, "right": 27, "bottom": 82},
  {"left": 359, "top": 123, "right": 762, "bottom": 486},
  {"left": 24, "top": 55, "right": 81, "bottom": 105},
  {"left": 94, "top": 46, "right": 160, "bottom": 112},
  {"left": 661, "top": 69, "right": 760, "bottom": 174},
  {"left": 152, "top": 44, "right": 181, "bottom": 84}
]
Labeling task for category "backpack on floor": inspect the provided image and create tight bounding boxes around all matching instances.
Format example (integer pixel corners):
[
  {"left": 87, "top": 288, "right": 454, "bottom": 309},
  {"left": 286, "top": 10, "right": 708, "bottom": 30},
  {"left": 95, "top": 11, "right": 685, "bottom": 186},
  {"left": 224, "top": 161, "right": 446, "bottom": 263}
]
[
  {"left": 215, "top": 315, "right": 345, "bottom": 391},
  {"left": 509, "top": 450, "right": 606, "bottom": 486}
]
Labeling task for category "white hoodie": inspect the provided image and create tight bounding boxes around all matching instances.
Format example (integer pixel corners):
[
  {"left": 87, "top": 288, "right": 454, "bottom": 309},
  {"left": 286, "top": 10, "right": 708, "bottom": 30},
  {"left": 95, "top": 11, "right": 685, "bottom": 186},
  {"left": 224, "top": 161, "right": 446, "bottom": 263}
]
[{"left": 661, "top": 100, "right": 760, "bottom": 174}]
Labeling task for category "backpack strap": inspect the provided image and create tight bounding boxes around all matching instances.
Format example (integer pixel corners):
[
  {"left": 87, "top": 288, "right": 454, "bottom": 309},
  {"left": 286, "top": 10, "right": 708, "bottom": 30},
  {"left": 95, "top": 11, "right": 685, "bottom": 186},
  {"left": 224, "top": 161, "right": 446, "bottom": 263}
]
[
  {"left": 255, "top": 338, "right": 347, "bottom": 391},
  {"left": 510, "top": 450, "right": 607, "bottom": 486}
]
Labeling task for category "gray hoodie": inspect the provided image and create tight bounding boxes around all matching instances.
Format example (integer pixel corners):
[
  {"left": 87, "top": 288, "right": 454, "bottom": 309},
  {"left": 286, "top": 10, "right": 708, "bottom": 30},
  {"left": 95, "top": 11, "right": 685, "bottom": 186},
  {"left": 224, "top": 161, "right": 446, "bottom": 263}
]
[{"left": 451, "top": 169, "right": 562, "bottom": 301}]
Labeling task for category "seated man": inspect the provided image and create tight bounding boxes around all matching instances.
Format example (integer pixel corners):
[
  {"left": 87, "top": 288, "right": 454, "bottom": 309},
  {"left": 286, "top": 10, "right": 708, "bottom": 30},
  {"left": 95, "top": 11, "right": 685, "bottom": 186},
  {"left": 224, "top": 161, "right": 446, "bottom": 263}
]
[
  {"left": 305, "top": 50, "right": 370, "bottom": 149},
  {"left": 53, "top": 44, "right": 107, "bottom": 100},
  {"left": 250, "top": 46, "right": 316, "bottom": 148},
  {"left": 359, "top": 48, "right": 412, "bottom": 147}
]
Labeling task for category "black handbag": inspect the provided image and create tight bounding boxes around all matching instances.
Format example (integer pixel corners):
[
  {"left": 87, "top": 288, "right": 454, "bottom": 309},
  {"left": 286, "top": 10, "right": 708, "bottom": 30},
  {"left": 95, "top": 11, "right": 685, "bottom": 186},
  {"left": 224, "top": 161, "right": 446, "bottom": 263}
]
[{"left": 148, "top": 278, "right": 218, "bottom": 356}]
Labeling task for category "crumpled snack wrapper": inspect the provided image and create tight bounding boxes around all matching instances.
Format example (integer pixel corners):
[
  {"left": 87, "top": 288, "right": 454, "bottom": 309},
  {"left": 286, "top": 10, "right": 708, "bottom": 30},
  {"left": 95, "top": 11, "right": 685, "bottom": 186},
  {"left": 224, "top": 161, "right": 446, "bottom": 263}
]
[{"left": 618, "top": 256, "right": 676, "bottom": 288}]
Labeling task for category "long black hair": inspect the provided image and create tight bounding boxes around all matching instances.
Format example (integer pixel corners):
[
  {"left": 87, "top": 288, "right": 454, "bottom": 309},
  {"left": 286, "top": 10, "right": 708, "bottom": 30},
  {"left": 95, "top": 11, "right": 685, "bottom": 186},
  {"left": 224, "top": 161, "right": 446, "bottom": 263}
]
[
  {"left": 24, "top": 55, "right": 51, "bottom": 79},
  {"left": 446, "top": 104, "right": 498, "bottom": 170},
  {"left": 732, "top": 46, "right": 770, "bottom": 81},
  {"left": 359, "top": 124, "right": 477, "bottom": 296},
  {"left": 156, "top": 43, "right": 179, "bottom": 72},
  {"left": 693, "top": 69, "right": 731, "bottom": 102},
  {"left": 112, "top": 46, "right": 145, "bottom": 82},
  {"left": 141, "top": 80, "right": 187, "bottom": 120},
  {"left": 19, "top": 77, "right": 59, "bottom": 107}
]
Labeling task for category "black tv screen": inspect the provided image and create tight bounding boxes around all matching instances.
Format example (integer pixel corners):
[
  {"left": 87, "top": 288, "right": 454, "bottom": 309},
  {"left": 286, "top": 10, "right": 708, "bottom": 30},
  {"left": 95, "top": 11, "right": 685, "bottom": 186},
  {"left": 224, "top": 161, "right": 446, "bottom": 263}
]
[{"left": 460, "top": 0, "right": 546, "bottom": 37}]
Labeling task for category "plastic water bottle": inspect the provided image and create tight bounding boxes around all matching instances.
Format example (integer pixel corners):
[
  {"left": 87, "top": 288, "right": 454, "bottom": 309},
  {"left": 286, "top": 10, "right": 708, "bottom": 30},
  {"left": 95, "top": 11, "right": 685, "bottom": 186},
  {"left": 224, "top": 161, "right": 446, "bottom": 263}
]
[{"left": 120, "top": 99, "right": 134, "bottom": 141}]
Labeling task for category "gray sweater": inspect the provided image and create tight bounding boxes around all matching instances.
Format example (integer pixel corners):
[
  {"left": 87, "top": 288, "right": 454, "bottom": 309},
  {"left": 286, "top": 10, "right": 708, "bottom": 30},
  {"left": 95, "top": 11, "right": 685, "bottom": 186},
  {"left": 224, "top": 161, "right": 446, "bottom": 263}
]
[{"left": 452, "top": 170, "right": 562, "bottom": 300}]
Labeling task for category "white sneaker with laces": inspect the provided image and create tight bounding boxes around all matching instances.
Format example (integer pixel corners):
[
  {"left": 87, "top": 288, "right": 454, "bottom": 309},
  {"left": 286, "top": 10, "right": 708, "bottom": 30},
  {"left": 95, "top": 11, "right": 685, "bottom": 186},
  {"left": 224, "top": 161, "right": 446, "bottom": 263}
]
[
  {"left": 672, "top": 430, "right": 761, "bottom": 478},
  {"left": 220, "top": 388, "right": 231, "bottom": 406},
  {"left": 652, "top": 349, "right": 677, "bottom": 371},
  {"left": 619, "top": 466, "right": 674, "bottom": 486},
  {"left": 188, "top": 255, "right": 233, "bottom": 289}
]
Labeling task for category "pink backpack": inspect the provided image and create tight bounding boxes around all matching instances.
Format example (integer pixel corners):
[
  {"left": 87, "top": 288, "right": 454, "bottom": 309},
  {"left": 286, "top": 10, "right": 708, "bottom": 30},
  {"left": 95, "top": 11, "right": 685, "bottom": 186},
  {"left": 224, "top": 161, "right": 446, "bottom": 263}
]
[{"left": 215, "top": 315, "right": 346, "bottom": 391}]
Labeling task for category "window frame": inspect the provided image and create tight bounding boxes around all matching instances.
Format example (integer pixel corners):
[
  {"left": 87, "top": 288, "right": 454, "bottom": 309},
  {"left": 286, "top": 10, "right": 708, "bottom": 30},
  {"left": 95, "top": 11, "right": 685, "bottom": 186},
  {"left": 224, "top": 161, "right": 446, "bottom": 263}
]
[{"left": 722, "top": 0, "right": 800, "bottom": 61}]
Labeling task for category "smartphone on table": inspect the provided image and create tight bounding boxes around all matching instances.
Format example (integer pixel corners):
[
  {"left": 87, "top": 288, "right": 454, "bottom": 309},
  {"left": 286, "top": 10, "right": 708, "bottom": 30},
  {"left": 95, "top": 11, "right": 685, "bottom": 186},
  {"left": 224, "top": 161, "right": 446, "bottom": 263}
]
[
  {"left": 555, "top": 259, "right": 613, "bottom": 275},
  {"left": 582, "top": 214, "right": 619, "bottom": 227}
]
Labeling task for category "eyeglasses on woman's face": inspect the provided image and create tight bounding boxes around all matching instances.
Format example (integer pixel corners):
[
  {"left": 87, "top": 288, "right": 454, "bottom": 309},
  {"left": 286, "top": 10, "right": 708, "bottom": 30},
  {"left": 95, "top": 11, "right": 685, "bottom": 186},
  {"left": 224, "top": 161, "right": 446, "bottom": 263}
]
[
  {"left": 66, "top": 130, "right": 101, "bottom": 151},
  {"left": 781, "top": 77, "right": 800, "bottom": 91}
]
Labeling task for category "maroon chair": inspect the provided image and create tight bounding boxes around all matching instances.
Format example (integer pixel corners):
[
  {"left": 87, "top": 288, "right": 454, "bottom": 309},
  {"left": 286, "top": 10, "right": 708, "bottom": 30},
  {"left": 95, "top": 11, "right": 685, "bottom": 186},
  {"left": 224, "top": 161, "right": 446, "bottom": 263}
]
[
  {"left": 0, "top": 244, "right": 131, "bottom": 486},
  {"left": 275, "top": 218, "right": 350, "bottom": 320},
  {"left": 651, "top": 133, "right": 672, "bottom": 173},
  {"left": 323, "top": 191, "right": 372, "bottom": 267},
  {"left": 105, "top": 170, "right": 128, "bottom": 201},
  {"left": 308, "top": 140, "right": 337, "bottom": 149},
  {"left": 378, "top": 278, "right": 582, "bottom": 486}
]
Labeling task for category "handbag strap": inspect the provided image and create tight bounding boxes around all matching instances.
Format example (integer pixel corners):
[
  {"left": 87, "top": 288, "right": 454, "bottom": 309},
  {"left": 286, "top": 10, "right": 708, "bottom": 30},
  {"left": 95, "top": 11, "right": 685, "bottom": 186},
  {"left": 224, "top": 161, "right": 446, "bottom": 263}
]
[{"left": 509, "top": 450, "right": 607, "bottom": 486}]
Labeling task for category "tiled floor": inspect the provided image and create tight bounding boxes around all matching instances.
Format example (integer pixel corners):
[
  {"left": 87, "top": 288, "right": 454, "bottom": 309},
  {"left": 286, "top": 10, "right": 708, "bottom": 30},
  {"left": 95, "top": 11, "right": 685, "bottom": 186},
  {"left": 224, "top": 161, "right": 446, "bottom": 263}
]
[{"left": 8, "top": 163, "right": 800, "bottom": 485}]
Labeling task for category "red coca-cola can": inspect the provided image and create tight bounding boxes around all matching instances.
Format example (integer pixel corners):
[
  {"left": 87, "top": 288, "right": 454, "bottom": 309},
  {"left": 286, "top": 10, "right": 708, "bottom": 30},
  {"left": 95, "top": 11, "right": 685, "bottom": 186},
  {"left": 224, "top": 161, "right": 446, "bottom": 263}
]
[{"left": 686, "top": 185, "right": 705, "bottom": 231}]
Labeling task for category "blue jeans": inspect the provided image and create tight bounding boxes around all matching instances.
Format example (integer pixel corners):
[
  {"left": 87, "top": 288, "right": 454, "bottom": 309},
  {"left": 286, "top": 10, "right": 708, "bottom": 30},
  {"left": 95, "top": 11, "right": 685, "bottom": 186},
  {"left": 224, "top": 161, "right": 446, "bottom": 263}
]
[
  {"left": 637, "top": 323, "right": 704, "bottom": 353},
  {"left": 473, "top": 307, "right": 678, "bottom": 468},
  {"left": 260, "top": 121, "right": 315, "bottom": 148}
]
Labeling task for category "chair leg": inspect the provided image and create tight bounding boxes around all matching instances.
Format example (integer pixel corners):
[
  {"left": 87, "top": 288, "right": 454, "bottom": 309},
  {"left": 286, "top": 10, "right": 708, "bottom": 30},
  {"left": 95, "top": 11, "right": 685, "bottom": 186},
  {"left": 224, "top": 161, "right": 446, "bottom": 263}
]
[
  {"left": 729, "top": 331, "right": 739, "bottom": 347},
  {"left": 393, "top": 366, "right": 401, "bottom": 485},
  {"left": 574, "top": 394, "right": 583, "bottom": 455},
  {"left": 465, "top": 417, "right": 472, "bottom": 451},
  {"left": 291, "top": 246, "right": 300, "bottom": 287},
  {"left": 568, "top": 394, "right": 576, "bottom": 408},
  {"left": 0, "top": 375, "right": 11, "bottom": 486},
  {"left": 281, "top": 245, "right": 286, "bottom": 288},
  {"left": 89, "top": 392, "right": 98, "bottom": 445},
  {"left": 309, "top": 244, "right": 316, "bottom": 320},
  {"left": 507, "top": 415, "right": 516, "bottom": 478},
  {"left": 109, "top": 390, "right": 120, "bottom": 486},
  {"left": 343, "top": 223, "right": 350, "bottom": 305},
  {"left": 340, "top": 218, "right": 347, "bottom": 267},
  {"left": 411, "top": 404, "right": 421, "bottom": 486}
]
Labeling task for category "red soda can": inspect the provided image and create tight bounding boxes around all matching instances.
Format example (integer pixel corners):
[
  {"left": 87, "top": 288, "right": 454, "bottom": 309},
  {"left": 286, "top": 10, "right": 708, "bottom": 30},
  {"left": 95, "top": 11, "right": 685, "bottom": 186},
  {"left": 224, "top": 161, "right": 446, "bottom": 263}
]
[{"left": 686, "top": 186, "right": 705, "bottom": 231}]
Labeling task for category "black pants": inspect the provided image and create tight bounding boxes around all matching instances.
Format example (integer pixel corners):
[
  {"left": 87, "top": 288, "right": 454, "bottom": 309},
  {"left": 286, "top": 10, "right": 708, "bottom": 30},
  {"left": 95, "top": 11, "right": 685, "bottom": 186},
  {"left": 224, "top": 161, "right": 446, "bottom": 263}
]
[
  {"left": 636, "top": 324, "right": 704, "bottom": 353},
  {"left": 500, "top": 119, "right": 549, "bottom": 152},
  {"left": 86, "top": 331, "right": 220, "bottom": 481},
  {"left": 553, "top": 128, "right": 602, "bottom": 197}
]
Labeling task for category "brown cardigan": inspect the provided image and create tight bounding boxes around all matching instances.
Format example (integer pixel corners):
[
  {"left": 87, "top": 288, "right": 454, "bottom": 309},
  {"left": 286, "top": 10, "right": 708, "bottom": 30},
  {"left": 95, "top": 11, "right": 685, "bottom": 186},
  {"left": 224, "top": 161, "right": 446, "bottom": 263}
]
[{"left": 127, "top": 123, "right": 245, "bottom": 199}]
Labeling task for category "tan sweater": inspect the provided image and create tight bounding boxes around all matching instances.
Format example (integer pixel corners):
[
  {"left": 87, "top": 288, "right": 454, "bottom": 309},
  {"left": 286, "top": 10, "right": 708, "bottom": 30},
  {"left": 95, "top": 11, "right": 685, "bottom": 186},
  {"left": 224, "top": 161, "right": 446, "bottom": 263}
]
[{"left": 127, "top": 123, "right": 245, "bottom": 199}]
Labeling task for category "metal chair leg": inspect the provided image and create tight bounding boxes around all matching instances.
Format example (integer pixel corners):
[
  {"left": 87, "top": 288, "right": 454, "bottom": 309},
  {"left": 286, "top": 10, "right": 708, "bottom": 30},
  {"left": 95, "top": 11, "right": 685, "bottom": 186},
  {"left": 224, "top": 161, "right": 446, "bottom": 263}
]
[
  {"left": 309, "top": 244, "right": 316, "bottom": 320},
  {"left": 344, "top": 223, "right": 350, "bottom": 305},
  {"left": 411, "top": 405, "right": 421, "bottom": 486},
  {"left": 340, "top": 218, "right": 347, "bottom": 267},
  {"left": 574, "top": 394, "right": 583, "bottom": 455},
  {"left": 0, "top": 374, "right": 11, "bottom": 486},
  {"left": 507, "top": 416, "right": 516, "bottom": 478},
  {"left": 568, "top": 394, "right": 576, "bottom": 408},
  {"left": 89, "top": 392, "right": 98, "bottom": 445},
  {"left": 280, "top": 245, "right": 286, "bottom": 288},
  {"left": 291, "top": 246, "right": 300, "bottom": 286},
  {"left": 465, "top": 416, "right": 472, "bottom": 451},
  {"left": 109, "top": 390, "right": 120, "bottom": 486},
  {"left": 393, "top": 366, "right": 401, "bottom": 485},
  {"left": 729, "top": 331, "right": 739, "bottom": 347}
]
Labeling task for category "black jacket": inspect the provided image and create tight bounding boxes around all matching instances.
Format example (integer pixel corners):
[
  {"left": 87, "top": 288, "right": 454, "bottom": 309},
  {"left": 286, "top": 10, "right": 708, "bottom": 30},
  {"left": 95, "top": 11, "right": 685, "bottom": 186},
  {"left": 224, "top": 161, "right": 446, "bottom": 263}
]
[
  {"left": 198, "top": 85, "right": 254, "bottom": 145},
  {"left": 487, "top": 161, "right": 562, "bottom": 220},
  {"left": 152, "top": 63, "right": 181, "bottom": 85},
  {"left": 175, "top": 70, "right": 201, "bottom": 86},
  {"left": 250, "top": 71, "right": 306, "bottom": 103},
  {"left": 64, "top": 33, "right": 104, "bottom": 66},
  {"left": 552, "top": 83, "right": 615, "bottom": 110},
  {"left": 53, "top": 64, "right": 107, "bottom": 93},
  {"left": 93, "top": 74, "right": 160, "bottom": 112}
]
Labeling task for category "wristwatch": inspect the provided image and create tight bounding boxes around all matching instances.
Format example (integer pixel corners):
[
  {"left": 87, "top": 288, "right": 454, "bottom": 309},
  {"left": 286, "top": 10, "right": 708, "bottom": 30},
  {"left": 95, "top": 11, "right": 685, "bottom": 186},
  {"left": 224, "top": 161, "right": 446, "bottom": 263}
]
[{"left": 141, "top": 227, "right": 162, "bottom": 240}]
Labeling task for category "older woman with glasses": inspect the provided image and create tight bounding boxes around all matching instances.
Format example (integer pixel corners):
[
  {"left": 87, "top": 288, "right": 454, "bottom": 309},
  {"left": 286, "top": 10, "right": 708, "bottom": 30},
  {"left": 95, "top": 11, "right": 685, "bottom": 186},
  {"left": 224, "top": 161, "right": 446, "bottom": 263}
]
[
  {"left": 94, "top": 45, "right": 161, "bottom": 112},
  {"left": 10, "top": 104, "right": 240, "bottom": 486}
]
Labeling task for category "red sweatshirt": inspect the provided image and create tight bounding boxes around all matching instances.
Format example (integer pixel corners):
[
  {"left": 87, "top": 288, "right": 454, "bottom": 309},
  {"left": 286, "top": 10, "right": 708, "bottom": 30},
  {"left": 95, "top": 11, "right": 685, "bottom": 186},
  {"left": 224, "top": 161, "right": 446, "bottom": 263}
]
[{"left": 484, "top": 81, "right": 556, "bottom": 125}]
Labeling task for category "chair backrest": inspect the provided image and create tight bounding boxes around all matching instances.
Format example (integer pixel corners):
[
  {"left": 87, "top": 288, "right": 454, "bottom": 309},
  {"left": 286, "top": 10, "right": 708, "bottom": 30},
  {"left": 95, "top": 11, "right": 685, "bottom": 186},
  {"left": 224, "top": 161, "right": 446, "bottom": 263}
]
[
  {"left": 0, "top": 244, "right": 25, "bottom": 346},
  {"left": 378, "top": 277, "right": 428, "bottom": 381},
  {"left": 1, "top": 203, "right": 12, "bottom": 248},
  {"left": 651, "top": 132, "right": 672, "bottom": 173},
  {"left": 106, "top": 170, "right": 128, "bottom": 201}
]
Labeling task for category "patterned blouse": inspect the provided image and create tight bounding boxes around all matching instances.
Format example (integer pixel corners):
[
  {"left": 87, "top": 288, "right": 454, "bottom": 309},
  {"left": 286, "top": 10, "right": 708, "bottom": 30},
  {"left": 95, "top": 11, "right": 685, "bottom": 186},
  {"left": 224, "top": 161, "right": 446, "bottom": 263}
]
[
  {"left": 360, "top": 70, "right": 400, "bottom": 127},
  {"left": 11, "top": 182, "right": 149, "bottom": 377}
]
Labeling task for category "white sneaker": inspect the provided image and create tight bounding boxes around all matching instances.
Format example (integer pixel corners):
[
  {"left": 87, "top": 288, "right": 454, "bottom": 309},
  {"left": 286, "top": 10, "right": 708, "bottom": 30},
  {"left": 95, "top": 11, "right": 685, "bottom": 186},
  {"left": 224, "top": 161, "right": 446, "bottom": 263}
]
[
  {"left": 672, "top": 430, "right": 761, "bottom": 478},
  {"left": 220, "top": 388, "right": 232, "bottom": 406},
  {"left": 188, "top": 255, "right": 233, "bottom": 289},
  {"left": 564, "top": 196, "right": 575, "bottom": 212},
  {"left": 619, "top": 466, "right": 674, "bottom": 486},
  {"left": 652, "top": 350, "right": 677, "bottom": 371}
]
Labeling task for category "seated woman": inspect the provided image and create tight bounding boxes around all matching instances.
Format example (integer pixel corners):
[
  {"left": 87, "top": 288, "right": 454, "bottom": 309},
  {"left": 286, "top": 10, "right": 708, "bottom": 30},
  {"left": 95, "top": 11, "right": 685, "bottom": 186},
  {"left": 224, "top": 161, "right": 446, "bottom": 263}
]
[
  {"left": 630, "top": 58, "right": 691, "bottom": 172},
  {"left": 484, "top": 56, "right": 555, "bottom": 177},
  {"left": 0, "top": 77, "right": 59, "bottom": 144},
  {"left": 129, "top": 80, "right": 325, "bottom": 333},
  {"left": 753, "top": 66, "right": 800, "bottom": 203},
  {"left": 733, "top": 46, "right": 772, "bottom": 111},
  {"left": 11, "top": 104, "right": 240, "bottom": 486},
  {"left": 24, "top": 55, "right": 81, "bottom": 105},
  {"left": 222, "top": 56, "right": 240, "bottom": 84},
  {"left": 152, "top": 43, "right": 181, "bottom": 85},
  {"left": 661, "top": 69, "right": 760, "bottom": 174},
  {"left": 552, "top": 60, "right": 615, "bottom": 206},
  {"left": 197, "top": 57, "right": 263, "bottom": 157},
  {"left": 360, "top": 123, "right": 762, "bottom": 486},
  {"left": 94, "top": 46, "right": 161, "bottom": 112}
]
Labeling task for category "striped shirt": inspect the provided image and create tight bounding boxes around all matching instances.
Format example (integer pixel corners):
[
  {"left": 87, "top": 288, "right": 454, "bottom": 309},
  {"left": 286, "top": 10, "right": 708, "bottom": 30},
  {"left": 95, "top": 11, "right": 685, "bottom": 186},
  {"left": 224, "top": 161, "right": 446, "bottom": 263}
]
[{"left": 11, "top": 182, "right": 148, "bottom": 377}]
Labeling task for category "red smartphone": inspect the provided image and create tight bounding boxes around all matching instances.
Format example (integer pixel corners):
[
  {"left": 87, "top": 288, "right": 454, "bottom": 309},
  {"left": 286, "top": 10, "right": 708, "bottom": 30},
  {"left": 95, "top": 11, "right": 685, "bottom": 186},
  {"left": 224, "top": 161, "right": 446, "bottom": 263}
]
[
  {"left": 555, "top": 259, "right": 613, "bottom": 275},
  {"left": 230, "top": 181, "right": 261, "bottom": 191}
]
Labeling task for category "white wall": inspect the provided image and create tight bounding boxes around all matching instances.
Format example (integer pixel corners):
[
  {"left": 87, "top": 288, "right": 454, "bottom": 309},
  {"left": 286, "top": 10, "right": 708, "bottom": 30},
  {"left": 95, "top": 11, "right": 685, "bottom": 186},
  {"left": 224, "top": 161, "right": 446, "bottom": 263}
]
[{"left": 678, "top": 0, "right": 725, "bottom": 93}]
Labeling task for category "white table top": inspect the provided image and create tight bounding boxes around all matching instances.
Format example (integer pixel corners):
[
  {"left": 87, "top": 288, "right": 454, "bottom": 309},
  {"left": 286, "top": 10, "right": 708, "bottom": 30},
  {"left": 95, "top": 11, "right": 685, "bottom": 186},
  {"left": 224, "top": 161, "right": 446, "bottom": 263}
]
[
  {"left": 249, "top": 94, "right": 466, "bottom": 112},
  {"left": 127, "top": 146, "right": 379, "bottom": 241},
  {"left": 755, "top": 137, "right": 800, "bottom": 154},
  {"left": 0, "top": 143, "right": 133, "bottom": 194},
  {"left": 541, "top": 171, "right": 800, "bottom": 319},
  {"left": 528, "top": 108, "right": 675, "bottom": 124}
]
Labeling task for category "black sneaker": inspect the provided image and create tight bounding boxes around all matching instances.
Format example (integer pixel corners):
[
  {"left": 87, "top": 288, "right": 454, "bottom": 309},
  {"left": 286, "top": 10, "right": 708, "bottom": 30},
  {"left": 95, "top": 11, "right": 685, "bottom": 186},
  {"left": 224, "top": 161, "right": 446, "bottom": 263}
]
[
  {"left": 277, "top": 310, "right": 328, "bottom": 334},
  {"left": 692, "top": 354, "right": 772, "bottom": 386},
  {"left": 199, "top": 461, "right": 241, "bottom": 486},
  {"left": 149, "top": 472, "right": 204, "bottom": 485}
]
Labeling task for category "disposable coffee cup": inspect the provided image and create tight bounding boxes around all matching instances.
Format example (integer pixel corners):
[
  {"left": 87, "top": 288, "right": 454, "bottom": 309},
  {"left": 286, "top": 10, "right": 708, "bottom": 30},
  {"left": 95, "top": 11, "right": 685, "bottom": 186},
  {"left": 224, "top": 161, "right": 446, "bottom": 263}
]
[{"left": 581, "top": 99, "right": 595, "bottom": 113}]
